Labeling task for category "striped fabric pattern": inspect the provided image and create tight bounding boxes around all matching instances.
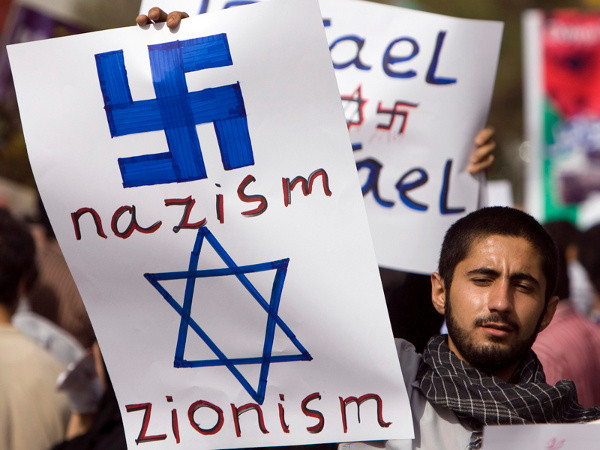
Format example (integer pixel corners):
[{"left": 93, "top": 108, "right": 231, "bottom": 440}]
[{"left": 416, "top": 335, "right": 600, "bottom": 448}]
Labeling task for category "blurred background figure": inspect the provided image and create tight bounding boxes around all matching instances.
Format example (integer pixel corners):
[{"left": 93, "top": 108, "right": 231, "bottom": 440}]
[
  {"left": 382, "top": 271, "right": 443, "bottom": 353},
  {"left": 52, "top": 342, "right": 127, "bottom": 450},
  {"left": 26, "top": 196, "right": 96, "bottom": 349},
  {"left": 531, "top": 221, "right": 600, "bottom": 408},
  {"left": 577, "top": 224, "right": 600, "bottom": 324},
  {"left": 0, "top": 207, "right": 70, "bottom": 450},
  {"left": 542, "top": 220, "right": 594, "bottom": 316},
  {"left": 10, "top": 197, "right": 87, "bottom": 368}
]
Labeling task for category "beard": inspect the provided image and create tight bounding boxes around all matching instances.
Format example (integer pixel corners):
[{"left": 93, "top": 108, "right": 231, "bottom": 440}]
[{"left": 445, "top": 295, "right": 544, "bottom": 374}]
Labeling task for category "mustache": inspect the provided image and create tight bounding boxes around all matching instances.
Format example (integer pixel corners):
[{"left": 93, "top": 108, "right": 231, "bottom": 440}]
[{"left": 474, "top": 313, "right": 519, "bottom": 331}]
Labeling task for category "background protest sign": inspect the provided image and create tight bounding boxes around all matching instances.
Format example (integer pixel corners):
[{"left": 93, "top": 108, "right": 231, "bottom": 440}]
[
  {"left": 483, "top": 422, "right": 600, "bottom": 449},
  {"left": 8, "top": 0, "right": 413, "bottom": 447},
  {"left": 141, "top": 0, "right": 503, "bottom": 274},
  {"left": 524, "top": 10, "right": 600, "bottom": 227}
]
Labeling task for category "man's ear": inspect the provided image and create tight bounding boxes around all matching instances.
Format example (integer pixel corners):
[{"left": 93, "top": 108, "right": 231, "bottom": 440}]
[
  {"left": 538, "top": 295, "right": 559, "bottom": 332},
  {"left": 431, "top": 272, "right": 447, "bottom": 315}
]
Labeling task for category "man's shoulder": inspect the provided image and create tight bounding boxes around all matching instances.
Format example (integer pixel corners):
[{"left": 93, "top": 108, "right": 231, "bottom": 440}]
[
  {"left": 394, "top": 338, "right": 422, "bottom": 393},
  {"left": 394, "top": 338, "right": 421, "bottom": 364},
  {"left": 0, "top": 324, "right": 65, "bottom": 375}
]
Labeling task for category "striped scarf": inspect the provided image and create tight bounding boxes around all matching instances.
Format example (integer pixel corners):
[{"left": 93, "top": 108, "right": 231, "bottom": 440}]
[{"left": 416, "top": 335, "right": 600, "bottom": 448}]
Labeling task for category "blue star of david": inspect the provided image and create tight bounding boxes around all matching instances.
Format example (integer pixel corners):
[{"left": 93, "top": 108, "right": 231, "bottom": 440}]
[{"left": 144, "top": 227, "right": 312, "bottom": 404}]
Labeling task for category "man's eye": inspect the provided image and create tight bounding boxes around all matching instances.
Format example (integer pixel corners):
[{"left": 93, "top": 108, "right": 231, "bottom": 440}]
[
  {"left": 472, "top": 278, "right": 491, "bottom": 285},
  {"left": 515, "top": 283, "right": 534, "bottom": 292}
]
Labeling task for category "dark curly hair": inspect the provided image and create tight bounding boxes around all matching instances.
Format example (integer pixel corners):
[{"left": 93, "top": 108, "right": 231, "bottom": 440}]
[
  {"left": 438, "top": 207, "right": 558, "bottom": 303},
  {"left": 0, "top": 208, "right": 36, "bottom": 314}
]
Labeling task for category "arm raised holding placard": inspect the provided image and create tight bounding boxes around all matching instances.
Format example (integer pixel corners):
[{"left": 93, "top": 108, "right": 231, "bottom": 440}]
[{"left": 468, "top": 127, "right": 495, "bottom": 175}]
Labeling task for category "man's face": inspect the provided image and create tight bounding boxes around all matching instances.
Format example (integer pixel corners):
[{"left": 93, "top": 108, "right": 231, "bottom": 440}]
[{"left": 432, "top": 234, "right": 557, "bottom": 378}]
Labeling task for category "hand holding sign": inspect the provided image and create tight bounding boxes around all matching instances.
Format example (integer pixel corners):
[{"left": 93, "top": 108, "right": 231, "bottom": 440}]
[
  {"left": 468, "top": 127, "right": 496, "bottom": 175},
  {"left": 136, "top": 7, "right": 189, "bottom": 28}
]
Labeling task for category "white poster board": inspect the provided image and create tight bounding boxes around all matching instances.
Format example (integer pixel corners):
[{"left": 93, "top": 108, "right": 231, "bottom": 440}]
[
  {"left": 483, "top": 422, "right": 600, "bottom": 449},
  {"left": 8, "top": 0, "right": 412, "bottom": 447},
  {"left": 485, "top": 180, "right": 514, "bottom": 208},
  {"left": 140, "top": 0, "right": 503, "bottom": 274}
]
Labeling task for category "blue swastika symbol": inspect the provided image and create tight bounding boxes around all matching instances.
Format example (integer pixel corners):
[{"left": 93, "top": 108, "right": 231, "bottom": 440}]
[{"left": 95, "top": 34, "right": 254, "bottom": 188}]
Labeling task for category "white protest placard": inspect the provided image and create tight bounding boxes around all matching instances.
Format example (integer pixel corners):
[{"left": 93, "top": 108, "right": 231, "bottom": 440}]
[
  {"left": 483, "top": 422, "right": 600, "bottom": 449},
  {"left": 327, "top": 1, "right": 502, "bottom": 274},
  {"left": 141, "top": 0, "right": 503, "bottom": 274},
  {"left": 485, "top": 179, "right": 514, "bottom": 208},
  {"left": 9, "top": 0, "right": 413, "bottom": 447}
]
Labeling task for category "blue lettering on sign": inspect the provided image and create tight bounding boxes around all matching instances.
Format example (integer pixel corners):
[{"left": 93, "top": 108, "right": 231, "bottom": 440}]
[
  {"left": 356, "top": 158, "right": 465, "bottom": 214},
  {"left": 329, "top": 35, "right": 372, "bottom": 71},
  {"left": 223, "top": 0, "right": 257, "bottom": 8},
  {"left": 95, "top": 34, "right": 254, "bottom": 188},
  {"left": 382, "top": 37, "right": 419, "bottom": 79},
  {"left": 396, "top": 168, "right": 428, "bottom": 211},
  {"left": 439, "top": 159, "right": 465, "bottom": 214},
  {"left": 426, "top": 31, "right": 457, "bottom": 85},
  {"left": 356, "top": 158, "right": 394, "bottom": 208}
]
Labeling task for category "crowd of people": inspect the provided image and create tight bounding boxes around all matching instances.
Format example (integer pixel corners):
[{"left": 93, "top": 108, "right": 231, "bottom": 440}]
[{"left": 1, "top": 5, "right": 600, "bottom": 450}]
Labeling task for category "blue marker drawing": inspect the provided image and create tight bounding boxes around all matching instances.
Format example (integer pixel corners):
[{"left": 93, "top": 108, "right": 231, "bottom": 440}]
[
  {"left": 198, "top": 0, "right": 258, "bottom": 13},
  {"left": 144, "top": 227, "right": 312, "bottom": 404},
  {"left": 223, "top": 0, "right": 257, "bottom": 8},
  {"left": 95, "top": 34, "right": 254, "bottom": 188}
]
